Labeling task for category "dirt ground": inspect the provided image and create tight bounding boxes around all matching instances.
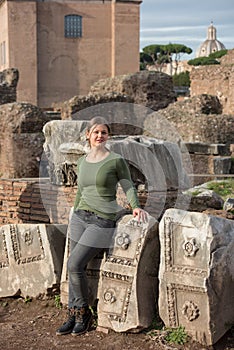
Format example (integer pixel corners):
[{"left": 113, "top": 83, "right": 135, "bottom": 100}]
[{"left": 0, "top": 297, "right": 233, "bottom": 350}]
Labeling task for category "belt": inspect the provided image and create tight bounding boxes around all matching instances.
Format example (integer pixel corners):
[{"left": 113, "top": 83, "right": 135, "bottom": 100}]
[
  {"left": 75, "top": 209, "right": 115, "bottom": 223},
  {"left": 77, "top": 209, "right": 96, "bottom": 216}
]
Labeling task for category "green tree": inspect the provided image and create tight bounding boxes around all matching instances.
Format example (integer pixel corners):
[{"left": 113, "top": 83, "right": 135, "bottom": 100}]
[
  {"left": 140, "top": 52, "right": 154, "bottom": 70},
  {"left": 188, "top": 49, "right": 228, "bottom": 66},
  {"left": 209, "top": 49, "right": 227, "bottom": 59},
  {"left": 187, "top": 56, "right": 220, "bottom": 66},
  {"left": 141, "top": 44, "right": 162, "bottom": 63},
  {"left": 172, "top": 71, "right": 190, "bottom": 87},
  {"left": 140, "top": 43, "right": 192, "bottom": 73}
]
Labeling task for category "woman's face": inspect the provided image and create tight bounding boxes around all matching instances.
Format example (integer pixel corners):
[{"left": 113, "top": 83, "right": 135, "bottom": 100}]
[{"left": 87, "top": 124, "right": 109, "bottom": 149}]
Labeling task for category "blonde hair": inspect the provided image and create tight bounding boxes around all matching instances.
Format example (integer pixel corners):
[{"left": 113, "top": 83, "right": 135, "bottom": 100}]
[{"left": 87, "top": 116, "right": 111, "bottom": 134}]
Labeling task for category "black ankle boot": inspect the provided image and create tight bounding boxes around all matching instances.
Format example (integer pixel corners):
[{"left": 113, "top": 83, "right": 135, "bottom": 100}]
[
  {"left": 56, "top": 309, "right": 76, "bottom": 335},
  {"left": 72, "top": 305, "right": 93, "bottom": 336}
]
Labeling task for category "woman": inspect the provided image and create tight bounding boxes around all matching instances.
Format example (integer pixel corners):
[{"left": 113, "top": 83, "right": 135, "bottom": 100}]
[{"left": 56, "top": 116, "right": 147, "bottom": 336}]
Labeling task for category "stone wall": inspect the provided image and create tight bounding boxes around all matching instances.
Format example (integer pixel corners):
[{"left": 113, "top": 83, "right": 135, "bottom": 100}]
[
  {"left": 52, "top": 71, "right": 176, "bottom": 135},
  {"left": 190, "top": 49, "right": 234, "bottom": 114},
  {"left": 0, "top": 68, "right": 18, "bottom": 105},
  {"left": 0, "top": 102, "right": 58, "bottom": 178},
  {"left": 52, "top": 93, "right": 140, "bottom": 135},
  {"left": 89, "top": 71, "right": 176, "bottom": 112},
  {"left": 144, "top": 94, "right": 234, "bottom": 145}
]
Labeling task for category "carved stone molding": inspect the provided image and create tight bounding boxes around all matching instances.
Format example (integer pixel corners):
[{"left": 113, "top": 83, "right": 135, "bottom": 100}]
[
  {"left": 101, "top": 270, "right": 132, "bottom": 283},
  {"left": 182, "top": 300, "right": 200, "bottom": 321},
  {"left": 115, "top": 232, "right": 131, "bottom": 250},
  {"left": 166, "top": 283, "right": 205, "bottom": 327},
  {"left": 106, "top": 255, "right": 133, "bottom": 266},
  {"left": 103, "top": 289, "right": 116, "bottom": 304},
  {"left": 182, "top": 238, "right": 200, "bottom": 257},
  {"left": 164, "top": 217, "right": 207, "bottom": 277},
  {"left": 107, "top": 286, "right": 132, "bottom": 323},
  {"left": 10, "top": 225, "right": 45, "bottom": 264},
  {"left": 0, "top": 229, "right": 9, "bottom": 268}
]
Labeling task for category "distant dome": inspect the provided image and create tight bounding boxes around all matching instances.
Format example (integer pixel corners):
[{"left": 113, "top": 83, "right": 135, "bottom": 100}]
[{"left": 196, "top": 23, "right": 226, "bottom": 57}]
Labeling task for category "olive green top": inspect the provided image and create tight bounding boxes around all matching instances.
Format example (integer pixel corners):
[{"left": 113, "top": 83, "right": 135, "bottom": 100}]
[{"left": 73, "top": 152, "right": 140, "bottom": 220}]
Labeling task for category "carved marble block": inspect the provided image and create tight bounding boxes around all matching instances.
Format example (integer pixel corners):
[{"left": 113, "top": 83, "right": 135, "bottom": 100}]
[
  {"left": 97, "top": 214, "right": 159, "bottom": 332},
  {"left": 0, "top": 224, "right": 67, "bottom": 298},
  {"left": 43, "top": 120, "right": 190, "bottom": 191},
  {"left": 60, "top": 214, "right": 159, "bottom": 332},
  {"left": 158, "top": 208, "right": 234, "bottom": 346}
]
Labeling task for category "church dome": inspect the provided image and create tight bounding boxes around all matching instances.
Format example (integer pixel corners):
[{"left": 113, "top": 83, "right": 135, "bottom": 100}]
[{"left": 196, "top": 23, "right": 226, "bottom": 57}]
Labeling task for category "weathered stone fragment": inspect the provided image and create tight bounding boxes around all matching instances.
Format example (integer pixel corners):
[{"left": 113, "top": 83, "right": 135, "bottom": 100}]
[
  {"left": 43, "top": 120, "right": 89, "bottom": 185},
  {"left": 60, "top": 214, "right": 159, "bottom": 333},
  {"left": 0, "top": 224, "right": 67, "bottom": 298},
  {"left": 43, "top": 120, "right": 190, "bottom": 194},
  {"left": 182, "top": 186, "right": 224, "bottom": 211},
  {"left": 0, "top": 68, "right": 19, "bottom": 105},
  {"left": 53, "top": 93, "right": 134, "bottom": 120},
  {"left": 213, "top": 156, "right": 232, "bottom": 174},
  {"left": 97, "top": 214, "right": 159, "bottom": 332},
  {"left": 223, "top": 198, "right": 234, "bottom": 212},
  {"left": 181, "top": 142, "right": 230, "bottom": 156},
  {"left": 0, "top": 102, "right": 53, "bottom": 178},
  {"left": 89, "top": 71, "right": 176, "bottom": 112},
  {"left": 158, "top": 208, "right": 234, "bottom": 346}
]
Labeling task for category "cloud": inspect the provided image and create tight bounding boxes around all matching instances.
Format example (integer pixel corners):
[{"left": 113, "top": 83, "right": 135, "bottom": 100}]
[{"left": 140, "top": 0, "right": 234, "bottom": 53}]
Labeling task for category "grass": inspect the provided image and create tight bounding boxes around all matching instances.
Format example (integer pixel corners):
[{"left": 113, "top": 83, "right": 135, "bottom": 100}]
[
  {"left": 54, "top": 294, "right": 62, "bottom": 309},
  {"left": 164, "top": 325, "right": 188, "bottom": 345},
  {"left": 206, "top": 179, "right": 234, "bottom": 201},
  {"left": 146, "top": 315, "right": 188, "bottom": 346}
]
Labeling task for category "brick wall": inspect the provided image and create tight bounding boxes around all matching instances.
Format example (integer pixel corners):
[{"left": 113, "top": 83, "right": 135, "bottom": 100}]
[
  {"left": 0, "top": 178, "right": 182, "bottom": 226},
  {"left": 0, "top": 179, "right": 77, "bottom": 225}
]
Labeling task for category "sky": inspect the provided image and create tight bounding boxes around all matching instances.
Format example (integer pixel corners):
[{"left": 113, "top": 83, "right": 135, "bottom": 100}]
[{"left": 140, "top": 0, "right": 234, "bottom": 59}]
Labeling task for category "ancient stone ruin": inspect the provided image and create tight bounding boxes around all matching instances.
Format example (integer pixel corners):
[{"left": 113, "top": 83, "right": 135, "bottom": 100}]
[
  {"left": 0, "top": 61, "right": 233, "bottom": 346},
  {"left": 89, "top": 70, "right": 176, "bottom": 112},
  {"left": 144, "top": 94, "right": 234, "bottom": 145},
  {"left": 159, "top": 208, "right": 234, "bottom": 346},
  {"left": 0, "top": 102, "right": 53, "bottom": 178},
  {"left": 0, "top": 223, "right": 67, "bottom": 297},
  {"left": 190, "top": 49, "right": 234, "bottom": 114},
  {"left": 144, "top": 94, "right": 234, "bottom": 185},
  {"left": 0, "top": 68, "right": 18, "bottom": 105}
]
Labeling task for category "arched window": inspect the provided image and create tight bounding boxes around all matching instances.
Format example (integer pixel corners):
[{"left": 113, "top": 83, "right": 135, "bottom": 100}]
[{"left": 64, "top": 15, "right": 82, "bottom": 38}]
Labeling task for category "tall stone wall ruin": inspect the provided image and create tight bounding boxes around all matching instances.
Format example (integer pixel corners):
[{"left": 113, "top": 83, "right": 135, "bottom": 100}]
[{"left": 190, "top": 49, "right": 234, "bottom": 114}]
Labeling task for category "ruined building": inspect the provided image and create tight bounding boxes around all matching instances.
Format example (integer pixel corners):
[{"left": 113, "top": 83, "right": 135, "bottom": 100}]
[{"left": 0, "top": 0, "right": 141, "bottom": 108}]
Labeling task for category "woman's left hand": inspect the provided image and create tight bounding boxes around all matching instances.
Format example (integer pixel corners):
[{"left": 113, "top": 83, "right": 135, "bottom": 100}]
[{"left": 132, "top": 208, "right": 148, "bottom": 223}]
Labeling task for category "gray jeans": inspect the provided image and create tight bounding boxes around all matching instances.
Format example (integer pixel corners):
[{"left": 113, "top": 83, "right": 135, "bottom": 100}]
[{"left": 67, "top": 210, "right": 116, "bottom": 309}]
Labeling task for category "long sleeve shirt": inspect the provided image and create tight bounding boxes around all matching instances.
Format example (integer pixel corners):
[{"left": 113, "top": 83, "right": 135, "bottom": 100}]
[{"left": 73, "top": 152, "right": 140, "bottom": 220}]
